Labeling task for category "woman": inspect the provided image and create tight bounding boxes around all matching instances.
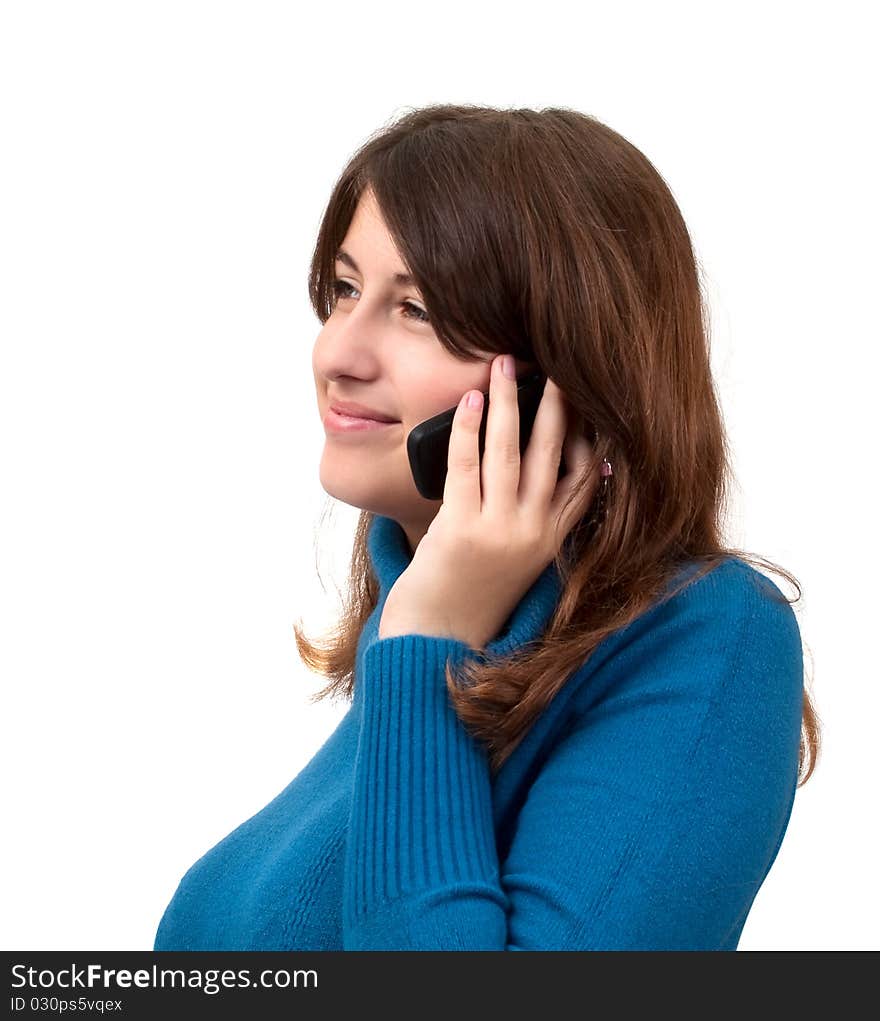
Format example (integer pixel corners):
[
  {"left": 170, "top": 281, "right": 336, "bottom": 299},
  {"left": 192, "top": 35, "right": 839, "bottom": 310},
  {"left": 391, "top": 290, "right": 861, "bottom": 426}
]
[{"left": 153, "top": 103, "right": 820, "bottom": 951}]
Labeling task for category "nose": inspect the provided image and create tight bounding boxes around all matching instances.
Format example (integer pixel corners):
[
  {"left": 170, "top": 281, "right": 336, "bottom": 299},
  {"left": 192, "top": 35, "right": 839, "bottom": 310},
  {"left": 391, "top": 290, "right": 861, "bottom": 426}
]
[{"left": 311, "top": 302, "right": 389, "bottom": 392}]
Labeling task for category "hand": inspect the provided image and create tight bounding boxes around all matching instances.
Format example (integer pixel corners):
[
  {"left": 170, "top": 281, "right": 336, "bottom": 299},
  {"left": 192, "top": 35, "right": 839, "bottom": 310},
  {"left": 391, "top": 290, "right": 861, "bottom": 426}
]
[{"left": 378, "top": 353, "right": 602, "bottom": 652}]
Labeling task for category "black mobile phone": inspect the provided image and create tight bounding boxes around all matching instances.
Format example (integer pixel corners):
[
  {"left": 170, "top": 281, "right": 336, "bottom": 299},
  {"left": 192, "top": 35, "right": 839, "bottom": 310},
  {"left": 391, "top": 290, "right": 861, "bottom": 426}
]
[{"left": 406, "top": 370, "right": 566, "bottom": 501}]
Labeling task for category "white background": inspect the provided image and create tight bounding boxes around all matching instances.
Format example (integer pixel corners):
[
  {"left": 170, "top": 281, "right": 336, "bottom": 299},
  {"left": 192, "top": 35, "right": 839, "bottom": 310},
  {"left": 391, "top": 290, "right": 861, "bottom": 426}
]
[{"left": 1, "top": 1, "right": 875, "bottom": 951}]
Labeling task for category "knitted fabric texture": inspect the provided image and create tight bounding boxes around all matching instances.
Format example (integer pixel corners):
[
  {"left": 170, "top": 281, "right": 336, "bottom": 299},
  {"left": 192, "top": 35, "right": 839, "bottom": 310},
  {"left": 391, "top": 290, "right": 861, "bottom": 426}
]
[{"left": 153, "top": 514, "right": 803, "bottom": 951}]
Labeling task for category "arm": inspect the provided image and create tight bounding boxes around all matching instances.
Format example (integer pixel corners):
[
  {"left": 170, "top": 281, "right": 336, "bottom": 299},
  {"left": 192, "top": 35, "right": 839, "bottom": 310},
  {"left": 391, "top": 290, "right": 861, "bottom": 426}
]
[{"left": 342, "top": 575, "right": 804, "bottom": 950}]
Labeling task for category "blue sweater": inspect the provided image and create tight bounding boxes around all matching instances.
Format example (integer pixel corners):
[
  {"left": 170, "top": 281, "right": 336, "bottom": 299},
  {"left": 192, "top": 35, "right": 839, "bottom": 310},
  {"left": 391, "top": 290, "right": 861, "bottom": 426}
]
[{"left": 153, "top": 513, "right": 803, "bottom": 951}]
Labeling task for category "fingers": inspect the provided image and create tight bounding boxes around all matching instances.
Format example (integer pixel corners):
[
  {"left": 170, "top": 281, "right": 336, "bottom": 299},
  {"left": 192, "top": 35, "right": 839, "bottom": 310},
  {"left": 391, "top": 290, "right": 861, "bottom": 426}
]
[
  {"left": 549, "top": 428, "right": 601, "bottom": 543},
  {"left": 527, "top": 378, "right": 599, "bottom": 544},
  {"left": 442, "top": 354, "right": 597, "bottom": 539},
  {"left": 519, "top": 375, "right": 570, "bottom": 510},
  {"left": 480, "top": 354, "right": 523, "bottom": 515},
  {"left": 442, "top": 385, "right": 485, "bottom": 516}
]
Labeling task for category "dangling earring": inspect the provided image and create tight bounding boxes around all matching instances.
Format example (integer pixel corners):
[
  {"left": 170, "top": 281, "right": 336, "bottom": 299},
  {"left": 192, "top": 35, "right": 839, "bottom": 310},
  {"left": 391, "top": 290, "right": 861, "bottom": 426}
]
[{"left": 585, "top": 455, "right": 613, "bottom": 532}]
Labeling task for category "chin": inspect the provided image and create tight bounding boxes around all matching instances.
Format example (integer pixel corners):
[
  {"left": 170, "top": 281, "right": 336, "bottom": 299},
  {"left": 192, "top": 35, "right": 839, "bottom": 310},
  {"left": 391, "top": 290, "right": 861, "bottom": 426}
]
[
  {"left": 318, "top": 466, "right": 392, "bottom": 517},
  {"left": 319, "top": 446, "right": 443, "bottom": 514}
]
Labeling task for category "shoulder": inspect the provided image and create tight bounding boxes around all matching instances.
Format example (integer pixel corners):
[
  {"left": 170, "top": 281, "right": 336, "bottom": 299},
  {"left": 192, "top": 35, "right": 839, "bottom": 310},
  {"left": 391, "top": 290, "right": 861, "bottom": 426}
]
[
  {"left": 569, "top": 555, "right": 804, "bottom": 719},
  {"left": 552, "top": 555, "right": 804, "bottom": 820},
  {"left": 665, "top": 555, "right": 801, "bottom": 647},
  {"left": 636, "top": 554, "right": 800, "bottom": 665}
]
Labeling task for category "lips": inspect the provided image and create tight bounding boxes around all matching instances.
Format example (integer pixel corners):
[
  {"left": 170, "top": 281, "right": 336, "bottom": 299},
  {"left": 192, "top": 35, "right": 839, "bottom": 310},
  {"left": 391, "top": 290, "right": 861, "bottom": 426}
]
[
  {"left": 328, "top": 400, "right": 399, "bottom": 423},
  {"left": 324, "top": 407, "right": 399, "bottom": 433}
]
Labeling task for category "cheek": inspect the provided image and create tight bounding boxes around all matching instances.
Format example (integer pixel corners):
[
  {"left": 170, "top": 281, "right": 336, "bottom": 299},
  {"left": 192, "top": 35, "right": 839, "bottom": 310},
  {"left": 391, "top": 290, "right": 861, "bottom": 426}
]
[{"left": 403, "top": 368, "right": 490, "bottom": 428}]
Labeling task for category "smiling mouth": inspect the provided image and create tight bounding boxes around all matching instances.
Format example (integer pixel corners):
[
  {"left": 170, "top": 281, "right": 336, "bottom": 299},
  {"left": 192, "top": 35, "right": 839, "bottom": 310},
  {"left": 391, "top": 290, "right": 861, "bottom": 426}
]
[{"left": 323, "top": 408, "right": 401, "bottom": 433}]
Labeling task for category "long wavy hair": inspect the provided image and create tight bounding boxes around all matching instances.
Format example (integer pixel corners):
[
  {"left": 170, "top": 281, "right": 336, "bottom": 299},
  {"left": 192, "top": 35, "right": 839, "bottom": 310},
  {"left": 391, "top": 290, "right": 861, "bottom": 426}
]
[{"left": 293, "top": 103, "right": 820, "bottom": 786}]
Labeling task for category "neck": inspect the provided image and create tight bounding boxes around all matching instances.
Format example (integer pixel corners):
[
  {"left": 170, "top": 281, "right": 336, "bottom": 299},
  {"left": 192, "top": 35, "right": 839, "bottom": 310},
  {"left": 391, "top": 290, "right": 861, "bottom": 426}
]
[{"left": 400, "top": 522, "right": 426, "bottom": 558}]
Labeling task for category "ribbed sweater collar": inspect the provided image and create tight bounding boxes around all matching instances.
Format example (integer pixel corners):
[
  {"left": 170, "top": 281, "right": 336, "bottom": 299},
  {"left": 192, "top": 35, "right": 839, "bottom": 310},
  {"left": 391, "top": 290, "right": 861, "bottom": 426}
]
[{"left": 365, "top": 513, "right": 565, "bottom": 659}]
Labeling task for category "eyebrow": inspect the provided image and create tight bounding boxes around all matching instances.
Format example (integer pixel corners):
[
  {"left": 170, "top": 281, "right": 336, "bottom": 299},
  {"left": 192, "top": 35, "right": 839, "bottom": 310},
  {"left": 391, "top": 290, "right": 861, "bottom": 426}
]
[{"left": 335, "top": 248, "right": 416, "bottom": 287}]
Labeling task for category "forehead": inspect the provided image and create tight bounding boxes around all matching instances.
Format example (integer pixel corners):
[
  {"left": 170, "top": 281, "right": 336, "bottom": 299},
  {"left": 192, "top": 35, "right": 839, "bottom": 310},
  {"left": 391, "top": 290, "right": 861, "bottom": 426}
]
[
  {"left": 343, "top": 187, "right": 387, "bottom": 242},
  {"left": 337, "top": 191, "right": 413, "bottom": 281}
]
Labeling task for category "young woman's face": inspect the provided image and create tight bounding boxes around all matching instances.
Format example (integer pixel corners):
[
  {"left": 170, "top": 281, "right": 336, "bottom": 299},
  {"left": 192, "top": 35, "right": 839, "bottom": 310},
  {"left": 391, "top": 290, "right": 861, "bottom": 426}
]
[{"left": 312, "top": 187, "right": 535, "bottom": 553}]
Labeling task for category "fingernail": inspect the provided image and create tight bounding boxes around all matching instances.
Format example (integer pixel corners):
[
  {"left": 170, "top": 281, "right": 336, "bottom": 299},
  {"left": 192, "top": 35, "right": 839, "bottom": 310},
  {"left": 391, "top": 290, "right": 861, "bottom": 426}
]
[
  {"left": 502, "top": 354, "right": 515, "bottom": 379},
  {"left": 467, "top": 390, "right": 483, "bottom": 409}
]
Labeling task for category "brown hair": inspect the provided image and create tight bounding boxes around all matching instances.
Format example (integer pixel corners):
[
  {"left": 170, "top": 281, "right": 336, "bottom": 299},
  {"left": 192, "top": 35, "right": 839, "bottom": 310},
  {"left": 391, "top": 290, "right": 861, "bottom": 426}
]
[{"left": 293, "top": 103, "right": 820, "bottom": 787}]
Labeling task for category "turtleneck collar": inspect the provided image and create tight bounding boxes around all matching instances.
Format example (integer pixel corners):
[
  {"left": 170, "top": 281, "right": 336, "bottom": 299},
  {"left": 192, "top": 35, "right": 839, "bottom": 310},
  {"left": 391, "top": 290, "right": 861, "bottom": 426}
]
[{"left": 365, "top": 513, "right": 565, "bottom": 659}]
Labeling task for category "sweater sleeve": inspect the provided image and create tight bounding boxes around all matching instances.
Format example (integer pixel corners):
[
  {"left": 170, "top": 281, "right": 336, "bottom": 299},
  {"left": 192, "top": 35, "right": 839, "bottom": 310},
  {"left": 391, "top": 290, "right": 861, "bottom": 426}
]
[{"left": 342, "top": 577, "right": 804, "bottom": 951}]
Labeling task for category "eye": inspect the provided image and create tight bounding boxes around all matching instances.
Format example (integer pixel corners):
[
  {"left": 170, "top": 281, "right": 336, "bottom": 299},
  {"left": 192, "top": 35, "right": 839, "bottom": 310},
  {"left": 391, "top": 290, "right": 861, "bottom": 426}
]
[{"left": 330, "top": 278, "right": 430, "bottom": 325}]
